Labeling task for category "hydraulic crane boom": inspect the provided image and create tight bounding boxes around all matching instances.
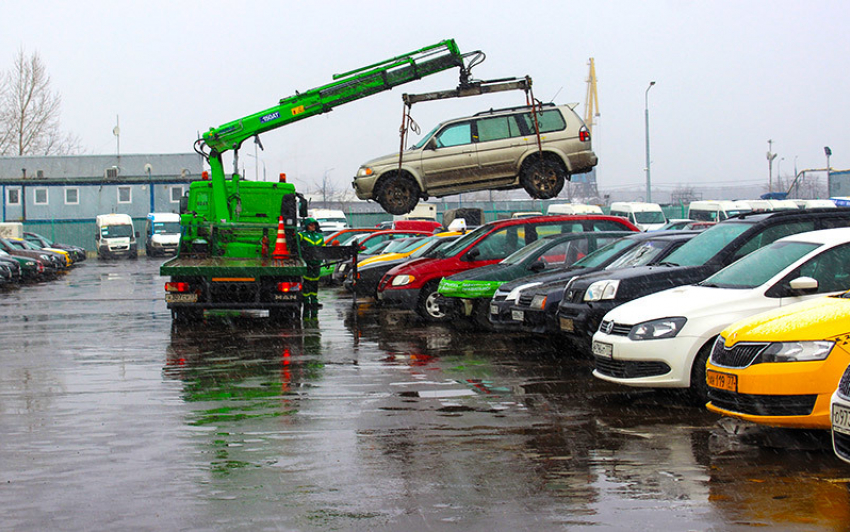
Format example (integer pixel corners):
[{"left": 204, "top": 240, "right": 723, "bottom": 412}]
[{"left": 200, "top": 39, "right": 464, "bottom": 156}]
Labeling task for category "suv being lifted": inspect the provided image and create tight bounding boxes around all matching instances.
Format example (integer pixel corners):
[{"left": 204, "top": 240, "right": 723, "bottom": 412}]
[{"left": 353, "top": 103, "right": 597, "bottom": 215}]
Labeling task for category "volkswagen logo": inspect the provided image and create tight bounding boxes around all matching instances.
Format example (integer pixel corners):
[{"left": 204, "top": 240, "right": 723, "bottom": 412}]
[{"left": 602, "top": 321, "right": 614, "bottom": 335}]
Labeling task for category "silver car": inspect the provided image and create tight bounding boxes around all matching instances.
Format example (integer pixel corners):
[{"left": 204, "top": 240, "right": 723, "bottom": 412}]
[{"left": 353, "top": 103, "right": 597, "bottom": 215}]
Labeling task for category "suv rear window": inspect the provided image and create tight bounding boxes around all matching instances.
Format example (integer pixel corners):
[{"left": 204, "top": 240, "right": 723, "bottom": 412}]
[{"left": 518, "top": 109, "right": 566, "bottom": 134}]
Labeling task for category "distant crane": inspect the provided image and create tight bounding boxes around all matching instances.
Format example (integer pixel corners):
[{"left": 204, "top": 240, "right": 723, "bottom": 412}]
[{"left": 575, "top": 58, "right": 600, "bottom": 200}]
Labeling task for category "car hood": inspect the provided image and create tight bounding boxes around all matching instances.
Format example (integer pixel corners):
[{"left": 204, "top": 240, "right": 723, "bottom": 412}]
[
  {"left": 445, "top": 262, "right": 525, "bottom": 283},
  {"left": 567, "top": 264, "right": 711, "bottom": 299},
  {"left": 498, "top": 264, "right": 596, "bottom": 293},
  {"left": 604, "top": 284, "right": 769, "bottom": 327},
  {"left": 361, "top": 150, "right": 408, "bottom": 170},
  {"left": 719, "top": 295, "right": 850, "bottom": 345}
]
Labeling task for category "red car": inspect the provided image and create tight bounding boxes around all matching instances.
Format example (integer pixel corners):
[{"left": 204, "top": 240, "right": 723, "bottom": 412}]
[{"left": 377, "top": 215, "right": 640, "bottom": 321}]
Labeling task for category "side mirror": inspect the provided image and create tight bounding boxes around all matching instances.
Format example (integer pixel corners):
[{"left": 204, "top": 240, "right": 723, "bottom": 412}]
[
  {"left": 331, "top": 240, "right": 339, "bottom": 246},
  {"left": 425, "top": 138, "right": 438, "bottom": 151},
  {"left": 463, "top": 247, "right": 481, "bottom": 261},
  {"left": 529, "top": 260, "right": 546, "bottom": 272},
  {"left": 789, "top": 276, "right": 818, "bottom": 292}
]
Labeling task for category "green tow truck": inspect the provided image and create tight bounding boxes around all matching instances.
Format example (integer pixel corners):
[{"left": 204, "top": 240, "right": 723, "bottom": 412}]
[{"left": 161, "top": 39, "right": 474, "bottom": 322}]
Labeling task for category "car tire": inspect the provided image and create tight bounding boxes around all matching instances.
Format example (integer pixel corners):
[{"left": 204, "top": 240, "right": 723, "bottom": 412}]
[
  {"left": 688, "top": 341, "right": 713, "bottom": 405},
  {"left": 521, "top": 158, "right": 566, "bottom": 200},
  {"left": 378, "top": 174, "right": 420, "bottom": 216},
  {"left": 416, "top": 280, "right": 449, "bottom": 322}
]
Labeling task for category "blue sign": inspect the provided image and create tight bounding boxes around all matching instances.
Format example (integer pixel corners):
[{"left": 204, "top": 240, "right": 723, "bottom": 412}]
[{"left": 260, "top": 111, "right": 280, "bottom": 124}]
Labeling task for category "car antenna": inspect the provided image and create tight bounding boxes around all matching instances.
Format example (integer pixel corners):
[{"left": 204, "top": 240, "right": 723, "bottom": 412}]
[{"left": 550, "top": 86, "right": 563, "bottom": 103}]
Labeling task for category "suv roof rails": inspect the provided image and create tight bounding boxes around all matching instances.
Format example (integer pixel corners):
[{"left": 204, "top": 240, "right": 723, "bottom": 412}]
[{"left": 473, "top": 102, "right": 556, "bottom": 117}]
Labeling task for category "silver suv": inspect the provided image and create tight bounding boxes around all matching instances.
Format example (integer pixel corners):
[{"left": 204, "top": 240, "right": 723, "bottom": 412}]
[{"left": 352, "top": 103, "right": 597, "bottom": 215}]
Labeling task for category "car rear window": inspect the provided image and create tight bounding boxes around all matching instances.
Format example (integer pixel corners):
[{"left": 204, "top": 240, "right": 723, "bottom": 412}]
[{"left": 518, "top": 109, "right": 566, "bottom": 134}]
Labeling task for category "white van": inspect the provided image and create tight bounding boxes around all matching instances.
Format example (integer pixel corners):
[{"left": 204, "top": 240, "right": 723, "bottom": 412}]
[
  {"left": 145, "top": 213, "right": 181, "bottom": 256},
  {"left": 744, "top": 199, "right": 800, "bottom": 212},
  {"left": 95, "top": 214, "right": 138, "bottom": 259},
  {"left": 399, "top": 203, "right": 437, "bottom": 221},
  {"left": 608, "top": 202, "right": 666, "bottom": 231},
  {"left": 309, "top": 209, "right": 349, "bottom": 235},
  {"left": 546, "top": 203, "right": 603, "bottom": 215},
  {"left": 687, "top": 200, "right": 752, "bottom": 222},
  {"left": 0, "top": 222, "right": 24, "bottom": 239}
]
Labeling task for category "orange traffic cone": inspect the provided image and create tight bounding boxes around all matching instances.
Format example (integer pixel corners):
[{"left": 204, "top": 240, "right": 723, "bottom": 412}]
[{"left": 272, "top": 216, "right": 289, "bottom": 258}]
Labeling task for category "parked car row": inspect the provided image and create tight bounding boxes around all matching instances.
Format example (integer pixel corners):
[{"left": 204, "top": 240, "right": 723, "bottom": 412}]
[
  {"left": 0, "top": 232, "right": 86, "bottom": 285},
  {"left": 333, "top": 207, "right": 850, "bottom": 465}
]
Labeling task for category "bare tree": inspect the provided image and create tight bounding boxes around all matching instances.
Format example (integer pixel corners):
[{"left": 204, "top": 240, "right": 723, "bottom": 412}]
[{"left": 0, "top": 47, "right": 81, "bottom": 156}]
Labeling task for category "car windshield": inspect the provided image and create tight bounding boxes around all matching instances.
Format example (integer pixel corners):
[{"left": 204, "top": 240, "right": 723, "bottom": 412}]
[
  {"left": 605, "top": 240, "right": 671, "bottom": 269},
  {"left": 573, "top": 237, "right": 637, "bottom": 268},
  {"left": 363, "top": 239, "right": 393, "bottom": 254},
  {"left": 418, "top": 236, "right": 459, "bottom": 258},
  {"left": 153, "top": 222, "right": 181, "bottom": 234},
  {"left": 101, "top": 225, "right": 133, "bottom": 238},
  {"left": 634, "top": 211, "right": 666, "bottom": 224},
  {"left": 409, "top": 124, "right": 441, "bottom": 150},
  {"left": 383, "top": 237, "right": 425, "bottom": 254},
  {"left": 432, "top": 225, "right": 491, "bottom": 258},
  {"left": 700, "top": 240, "right": 819, "bottom": 289},
  {"left": 500, "top": 236, "right": 561, "bottom": 265},
  {"left": 660, "top": 222, "right": 752, "bottom": 267}
]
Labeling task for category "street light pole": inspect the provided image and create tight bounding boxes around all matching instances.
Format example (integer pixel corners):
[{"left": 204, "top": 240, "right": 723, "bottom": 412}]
[
  {"left": 645, "top": 81, "right": 655, "bottom": 203},
  {"left": 825, "top": 146, "right": 832, "bottom": 195}
]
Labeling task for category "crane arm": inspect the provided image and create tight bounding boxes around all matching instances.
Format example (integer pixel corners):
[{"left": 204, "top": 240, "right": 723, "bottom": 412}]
[{"left": 201, "top": 39, "right": 464, "bottom": 155}]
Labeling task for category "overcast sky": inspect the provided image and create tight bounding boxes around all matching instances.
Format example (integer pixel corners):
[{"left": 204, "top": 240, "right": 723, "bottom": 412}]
[{"left": 3, "top": 0, "right": 848, "bottom": 198}]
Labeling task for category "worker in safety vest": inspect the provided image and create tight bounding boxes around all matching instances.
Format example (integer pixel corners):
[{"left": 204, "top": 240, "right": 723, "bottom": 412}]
[{"left": 298, "top": 217, "right": 324, "bottom": 319}]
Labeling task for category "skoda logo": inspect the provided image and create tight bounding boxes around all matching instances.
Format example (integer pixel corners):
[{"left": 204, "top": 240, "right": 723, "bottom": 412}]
[{"left": 603, "top": 321, "right": 614, "bottom": 334}]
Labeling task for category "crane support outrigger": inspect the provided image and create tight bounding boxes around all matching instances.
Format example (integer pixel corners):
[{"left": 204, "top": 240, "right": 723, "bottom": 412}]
[{"left": 162, "top": 39, "right": 501, "bottom": 322}]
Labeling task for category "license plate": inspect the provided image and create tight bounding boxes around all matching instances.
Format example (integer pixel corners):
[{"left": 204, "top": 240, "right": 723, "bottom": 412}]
[
  {"left": 490, "top": 304, "right": 498, "bottom": 315},
  {"left": 592, "top": 341, "right": 612, "bottom": 359},
  {"left": 511, "top": 310, "right": 524, "bottom": 321},
  {"left": 833, "top": 404, "right": 850, "bottom": 435},
  {"left": 706, "top": 370, "right": 737, "bottom": 392},
  {"left": 165, "top": 293, "right": 198, "bottom": 303},
  {"left": 560, "top": 317, "right": 574, "bottom": 332}
]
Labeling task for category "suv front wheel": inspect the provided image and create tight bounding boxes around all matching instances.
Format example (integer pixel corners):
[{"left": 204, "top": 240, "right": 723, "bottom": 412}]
[
  {"left": 378, "top": 174, "right": 420, "bottom": 215},
  {"left": 521, "top": 159, "right": 566, "bottom": 199}
]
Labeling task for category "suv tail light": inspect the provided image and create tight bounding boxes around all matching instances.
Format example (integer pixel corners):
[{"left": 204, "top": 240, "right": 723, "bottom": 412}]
[{"left": 579, "top": 126, "right": 591, "bottom": 142}]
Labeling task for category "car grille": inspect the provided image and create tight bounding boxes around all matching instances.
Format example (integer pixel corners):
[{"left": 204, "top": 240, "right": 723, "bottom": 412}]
[
  {"left": 517, "top": 294, "right": 534, "bottom": 307},
  {"left": 707, "top": 389, "right": 817, "bottom": 416},
  {"left": 709, "top": 338, "right": 768, "bottom": 368},
  {"left": 833, "top": 431, "right": 850, "bottom": 462},
  {"left": 594, "top": 356, "right": 671, "bottom": 379},
  {"left": 598, "top": 320, "right": 631, "bottom": 336},
  {"left": 837, "top": 365, "right": 850, "bottom": 399}
]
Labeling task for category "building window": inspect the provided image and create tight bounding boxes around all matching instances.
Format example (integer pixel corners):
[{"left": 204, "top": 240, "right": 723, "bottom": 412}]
[
  {"left": 170, "top": 186, "right": 184, "bottom": 203},
  {"left": 34, "top": 188, "right": 49, "bottom": 205},
  {"left": 118, "top": 186, "right": 132, "bottom": 204},
  {"left": 6, "top": 188, "right": 21, "bottom": 205},
  {"left": 65, "top": 187, "right": 80, "bottom": 205}
]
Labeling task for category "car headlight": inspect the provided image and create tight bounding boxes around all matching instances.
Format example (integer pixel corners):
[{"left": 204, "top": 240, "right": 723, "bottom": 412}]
[
  {"left": 357, "top": 167, "right": 374, "bottom": 178},
  {"left": 628, "top": 317, "right": 687, "bottom": 341},
  {"left": 757, "top": 341, "right": 835, "bottom": 363},
  {"left": 584, "top": 280, "right": 620, "bottom": 301},
  {"left": 530, "top": 294, "right": 547, "bottom": 310},
  {"left": 391, "top": 274, "right": 414, "bottom": 287}
]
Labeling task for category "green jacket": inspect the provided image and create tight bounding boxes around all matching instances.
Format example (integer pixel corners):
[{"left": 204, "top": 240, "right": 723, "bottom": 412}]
[{"left": 298, "top": 230, "right": 325, "bottom": 266}]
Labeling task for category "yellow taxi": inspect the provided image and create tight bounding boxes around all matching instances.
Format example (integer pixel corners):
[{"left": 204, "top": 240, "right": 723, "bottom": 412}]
[{"left": 705, "top": 293, "right": 850, "bottom": 429}]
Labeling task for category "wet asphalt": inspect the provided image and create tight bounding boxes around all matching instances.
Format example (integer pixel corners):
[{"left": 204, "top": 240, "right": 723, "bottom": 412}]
[{"left": 2, "top": 258, "right": 850, "bottom": 531}]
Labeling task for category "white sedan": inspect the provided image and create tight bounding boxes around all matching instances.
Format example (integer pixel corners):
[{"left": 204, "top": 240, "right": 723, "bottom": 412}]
[{"left": 591, "top": 227, "right": 850, "bottom": 402}]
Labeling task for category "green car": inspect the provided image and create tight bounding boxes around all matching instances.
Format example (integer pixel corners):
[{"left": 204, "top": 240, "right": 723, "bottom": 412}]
[{"left": 438, "top": 231, "right": 630, "bottom": 325}]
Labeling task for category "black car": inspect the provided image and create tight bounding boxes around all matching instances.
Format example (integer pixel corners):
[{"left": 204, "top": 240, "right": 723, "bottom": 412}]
[
  {"left": 24, "top": 231, "right": 87, "bottom": 262},
  {"left": 556, "top": 208, "right": 850, "bottom": 349},
  {"left": 491, "top": 231, "right": 698, "bottom": 335}
]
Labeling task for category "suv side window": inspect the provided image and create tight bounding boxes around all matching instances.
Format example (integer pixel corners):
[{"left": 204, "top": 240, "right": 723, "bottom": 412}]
[
  {"left": 434, "top": 122, "right": 472, "bottom": 148},
  {"left": 518, "top": 109, "right": 567, "bottom": 135},
  {"left": 476, "top": 115, "right": 522, "bottom": 142},
  {"left": 732, "top": 220, "right": 815, "bottom": 261}
]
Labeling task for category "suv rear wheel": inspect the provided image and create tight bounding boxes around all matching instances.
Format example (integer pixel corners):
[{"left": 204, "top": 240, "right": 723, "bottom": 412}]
[
  {"left": 378, "top": 174, "right": 420, "bottom": 215},
  {"left": 521, "top": 159, "right": 566, "bottom": 199}
]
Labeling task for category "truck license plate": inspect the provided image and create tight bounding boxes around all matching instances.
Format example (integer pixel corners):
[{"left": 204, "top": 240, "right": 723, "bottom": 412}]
[
  {"left": 165, "top": 293, "right": 198, "bottom": 303},
  {"left": 592, "top": 341, "right": 612, "bottom": 359},
  {"left": 511, "top": 310, "right": 524, "bottom": 321},
  {"left": 706, "top": 370, "right": 737, "bottom": 392},
  {"left": 833, "top": 404, "right": 850, "bottom": 435}
]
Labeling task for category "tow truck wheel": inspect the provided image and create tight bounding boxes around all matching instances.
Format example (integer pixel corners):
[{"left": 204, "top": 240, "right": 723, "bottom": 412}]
[
  {"left": 416, "top": 280, "right": 449, "bottom": 322},
  {"left": 378, "top": 174, "right": 420, "bottom": 215},
  {"left": 521, "top": 159, "right": 565, "bottom": 200}
]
